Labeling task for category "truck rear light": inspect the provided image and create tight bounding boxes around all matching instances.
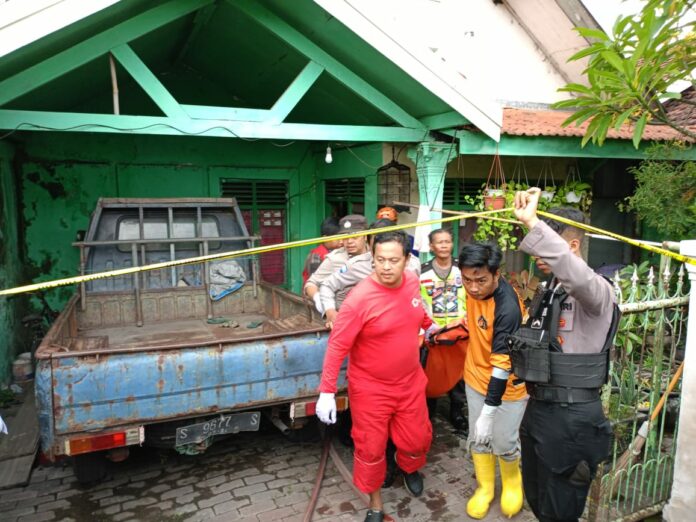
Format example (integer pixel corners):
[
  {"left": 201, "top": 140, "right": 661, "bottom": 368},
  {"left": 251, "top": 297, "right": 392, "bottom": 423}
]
[
  {"left": 290, "top": 395, "right": 348, "bottom": 420},
  {"left": 65, "top": 427, "right": 144, "bottom": 456}
]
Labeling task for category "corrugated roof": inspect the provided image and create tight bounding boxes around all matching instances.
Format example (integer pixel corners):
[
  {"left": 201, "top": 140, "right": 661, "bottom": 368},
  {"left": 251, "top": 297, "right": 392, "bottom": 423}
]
[{"left": 501, "top": 107, "right": 695, "bottom": 142}]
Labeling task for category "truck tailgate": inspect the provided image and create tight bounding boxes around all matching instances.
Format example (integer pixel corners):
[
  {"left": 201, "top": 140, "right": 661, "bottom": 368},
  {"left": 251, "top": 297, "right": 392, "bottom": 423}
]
[{"left": 42, "top": 331, "right": 341, "bottom": 435}]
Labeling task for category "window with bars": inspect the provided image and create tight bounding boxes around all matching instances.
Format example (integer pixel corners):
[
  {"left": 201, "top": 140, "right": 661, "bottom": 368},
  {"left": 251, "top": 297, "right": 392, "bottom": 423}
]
[
  {"left": 443, "top": 178, "right": 482, "bottom": 253},
  {"left": 443, "top": 179, "right": 481, "bottom": 208},
  {"left": 220, "top": 179, "right": 288, "bottom": 285},
  {"left": 325, "top": 178, "right": 365, "bottom": 216}
]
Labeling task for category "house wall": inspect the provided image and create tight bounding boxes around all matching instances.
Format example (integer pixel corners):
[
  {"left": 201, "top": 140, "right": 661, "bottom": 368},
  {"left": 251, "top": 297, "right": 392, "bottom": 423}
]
[
  {"left": 13, "top": 133, "right": 385, "bottom": 304},
  {"left": 15, "top": 132, "right": 327, "bottom": 306},
  {"left": 0, "top": 140, "right": 22, "bottom": 383}
]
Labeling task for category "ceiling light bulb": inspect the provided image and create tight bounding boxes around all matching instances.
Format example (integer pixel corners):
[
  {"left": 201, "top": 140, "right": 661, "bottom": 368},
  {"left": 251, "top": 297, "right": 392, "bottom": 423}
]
[{"left": 325, "top": 146, "right": 333, "bottom": 164}]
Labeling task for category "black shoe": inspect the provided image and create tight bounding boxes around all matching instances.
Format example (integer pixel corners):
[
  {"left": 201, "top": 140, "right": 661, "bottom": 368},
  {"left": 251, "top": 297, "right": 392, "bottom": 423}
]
[
  {"left": 449, "top": 403, "right": 468, "bottom": 433},
  {"left": 382, "top": 462, "right": 397, "bottom": 488},
  {"left": 427, "top": 398, "right": 438, "bottom": 419},
  {"left": 364, "top": 509, "right": 384, "bottom": 522},
  {"left": 403, "top": 470, "right": 424, "bottom": 497},
  {"left": 382, "top": 439, "right": 397, "bottom": 488}
]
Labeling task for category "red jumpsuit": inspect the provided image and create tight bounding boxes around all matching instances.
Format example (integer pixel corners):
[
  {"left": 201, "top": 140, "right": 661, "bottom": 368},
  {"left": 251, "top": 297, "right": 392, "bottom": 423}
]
[{"left": 320, "top": 271, "right": 433, "bottom": 493}]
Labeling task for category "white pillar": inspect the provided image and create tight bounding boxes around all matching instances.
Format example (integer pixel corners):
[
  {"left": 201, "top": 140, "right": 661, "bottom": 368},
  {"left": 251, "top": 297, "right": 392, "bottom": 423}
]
[{"left": 663, "top": 240, "right": 696, "bottom": 519}]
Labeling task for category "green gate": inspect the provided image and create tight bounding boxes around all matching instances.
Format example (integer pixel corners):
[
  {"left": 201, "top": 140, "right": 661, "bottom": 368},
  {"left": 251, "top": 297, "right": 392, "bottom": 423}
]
[{"left": 587, "top": 257, "right": 689, "bottom": 521}]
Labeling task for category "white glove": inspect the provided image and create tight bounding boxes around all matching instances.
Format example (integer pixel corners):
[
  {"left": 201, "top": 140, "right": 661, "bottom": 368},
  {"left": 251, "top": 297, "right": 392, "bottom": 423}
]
[
  {"left": 473, "top": 404, "right": 497, "bottom": 446},
  {"left": 313, "top": 293, "right": 325, "bottom": 315},
  {"left": 316, "top": 392, "right": 336, "bottom": 424},
  {"left": 424, "top": 323, "right": 440, "bottom": 343}
]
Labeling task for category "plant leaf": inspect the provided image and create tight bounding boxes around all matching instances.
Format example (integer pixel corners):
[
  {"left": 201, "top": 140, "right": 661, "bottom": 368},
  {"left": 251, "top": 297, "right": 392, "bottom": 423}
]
[{"left": 632, "top": 113, "right": 648, "bottom": 148}]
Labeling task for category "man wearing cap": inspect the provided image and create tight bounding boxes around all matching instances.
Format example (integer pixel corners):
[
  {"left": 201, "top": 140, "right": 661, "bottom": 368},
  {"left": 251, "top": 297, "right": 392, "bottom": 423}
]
[
  {"left": 320, "top": 218, "right": 420, "bottom": 329},
  {"left": 302, "top": 217, "right": 343, "bottom": 284},
  {"left": 304, "top": 215, "right": 369, "bottom": 312}
]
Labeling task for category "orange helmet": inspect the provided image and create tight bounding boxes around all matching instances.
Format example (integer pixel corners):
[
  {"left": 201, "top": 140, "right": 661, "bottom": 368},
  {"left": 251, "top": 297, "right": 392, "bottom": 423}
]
[{"left": 376, "top": 206, "right": 398, "bottom": 222}]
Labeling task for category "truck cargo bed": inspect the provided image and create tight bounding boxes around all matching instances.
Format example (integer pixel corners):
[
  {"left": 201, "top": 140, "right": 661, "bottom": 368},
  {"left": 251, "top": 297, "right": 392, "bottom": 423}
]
[
  {"left": 74, "top": 313, "right": 314, "bottom": 351},
  {"left": 37, "top": 284, "right": 324, "bottom": 357}
]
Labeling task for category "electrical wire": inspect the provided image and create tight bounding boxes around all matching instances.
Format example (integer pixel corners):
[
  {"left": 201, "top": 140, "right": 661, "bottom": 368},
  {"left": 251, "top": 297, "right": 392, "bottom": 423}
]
[{"left": 0, "top": 121, "right": 300, "bottom": 147}]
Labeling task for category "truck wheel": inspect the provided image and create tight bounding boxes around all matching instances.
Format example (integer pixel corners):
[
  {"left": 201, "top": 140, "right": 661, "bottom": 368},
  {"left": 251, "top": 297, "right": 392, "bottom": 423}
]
[{"left": 73, "top": 451, "right": 107, "bottom": 485}]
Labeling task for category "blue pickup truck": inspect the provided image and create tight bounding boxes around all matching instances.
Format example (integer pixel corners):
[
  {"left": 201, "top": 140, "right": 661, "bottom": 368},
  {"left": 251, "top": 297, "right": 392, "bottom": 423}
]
[{"left": 34, "top": 198, "right": 346, "bottom": 482}]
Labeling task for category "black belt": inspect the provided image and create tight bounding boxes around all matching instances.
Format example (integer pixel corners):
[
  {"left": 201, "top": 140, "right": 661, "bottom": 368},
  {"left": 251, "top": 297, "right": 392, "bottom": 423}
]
[{"left": 528, "top": 385, "right": 600, "bottom": 404}]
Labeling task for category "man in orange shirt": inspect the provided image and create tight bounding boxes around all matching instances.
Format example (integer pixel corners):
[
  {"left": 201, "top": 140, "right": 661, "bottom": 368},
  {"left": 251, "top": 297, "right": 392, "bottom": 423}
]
[{"left": 459, "top": 242, "right": 527, "bottom": 519}]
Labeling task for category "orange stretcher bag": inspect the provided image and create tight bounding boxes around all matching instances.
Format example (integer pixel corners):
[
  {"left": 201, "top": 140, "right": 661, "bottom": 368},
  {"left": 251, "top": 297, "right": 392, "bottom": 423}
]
[{"left": 424, "top": 321, "right": 469, "bottom": 398}]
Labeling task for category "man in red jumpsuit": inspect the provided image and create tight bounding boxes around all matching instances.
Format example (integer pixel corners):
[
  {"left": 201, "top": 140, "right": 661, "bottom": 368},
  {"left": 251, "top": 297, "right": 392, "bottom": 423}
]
[{"left": 316, "top": 230, "right": 435, "bottom": 522}]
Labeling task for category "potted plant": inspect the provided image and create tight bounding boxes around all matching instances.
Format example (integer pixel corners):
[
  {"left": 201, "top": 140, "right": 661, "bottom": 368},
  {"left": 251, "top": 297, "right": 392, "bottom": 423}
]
[
  {"left": 483, "top": 188, "right": 505, "bottom": 210},
  {"left": 537, "top": 160, "right": 557, "bottom": 203},
  {"left": 465, "top": 184, "right": 520, "bottom": 251},
  {"left": 555, "top": 180, "right": 593, "bottom": 213},
  {"left": 483, "top": 152, "right": 506, "bottom": 210}
]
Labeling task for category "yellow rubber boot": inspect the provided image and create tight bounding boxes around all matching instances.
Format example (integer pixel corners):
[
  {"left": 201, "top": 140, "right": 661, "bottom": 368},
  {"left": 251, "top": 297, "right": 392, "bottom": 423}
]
[
  {"left": 466, "top": 452, "right": 496, "bottom": 519},
  {"left": 498, "top": 457, "right": 523, "bottom": 518}
]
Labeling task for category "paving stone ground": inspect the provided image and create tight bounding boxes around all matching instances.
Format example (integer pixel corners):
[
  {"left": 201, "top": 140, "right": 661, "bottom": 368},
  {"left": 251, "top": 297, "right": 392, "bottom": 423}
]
[{"left": 0, "top": 403, "right": 536, "bottom": 522}]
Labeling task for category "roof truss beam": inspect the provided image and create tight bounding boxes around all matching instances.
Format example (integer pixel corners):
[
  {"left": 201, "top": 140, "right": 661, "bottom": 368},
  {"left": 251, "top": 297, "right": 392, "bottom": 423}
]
[
  {"left": 0, "top": 0, "right": 214, "bottom": 107},
  {"left": 0, "top": 109, "right": 427, "bottom": 142},
  {"left": 269, "top": 61, "right": 324, "bottom": 123},
  {"left": 110, "top": 44, "right": 188, "bottom": 119},
  {"left": 181, "top": 105, "right": 270, "bottom": 122},
  {"left": 420, "top": 111, "right": 469, "bottom": 131},
  {"left": 233, "top": 0, "right": 424, "bottom": 131}
]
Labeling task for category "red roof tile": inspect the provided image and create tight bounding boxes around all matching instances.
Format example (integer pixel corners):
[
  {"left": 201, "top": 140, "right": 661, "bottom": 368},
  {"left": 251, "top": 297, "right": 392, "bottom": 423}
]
[
  {"left": 501, "top": 107, "right": 695, "bottom": 142},
  {"left": 664, "top": 86, "right": 696, "bottom": 127}
]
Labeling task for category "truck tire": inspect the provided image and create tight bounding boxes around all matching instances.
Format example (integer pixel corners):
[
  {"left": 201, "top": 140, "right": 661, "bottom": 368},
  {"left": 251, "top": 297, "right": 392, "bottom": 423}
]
[{"left": 73, "top": 451, "right": 107, "bottom": 485}]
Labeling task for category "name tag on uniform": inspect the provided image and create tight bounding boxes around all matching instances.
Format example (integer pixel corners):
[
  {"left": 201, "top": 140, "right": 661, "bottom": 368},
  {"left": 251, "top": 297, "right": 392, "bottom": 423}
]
[{"left": 559, "top": 301, "right": 574, "bottom": 331}]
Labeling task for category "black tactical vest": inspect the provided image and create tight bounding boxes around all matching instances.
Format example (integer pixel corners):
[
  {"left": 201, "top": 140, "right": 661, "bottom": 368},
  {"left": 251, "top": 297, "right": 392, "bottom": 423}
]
[{"left": 507, "top": 282, "right": 620, "bottom": 389}]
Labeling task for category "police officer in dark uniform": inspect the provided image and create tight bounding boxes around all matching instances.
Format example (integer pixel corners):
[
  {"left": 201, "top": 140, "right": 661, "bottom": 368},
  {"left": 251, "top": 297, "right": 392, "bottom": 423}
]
[{"left": 510, "top": 188, "right": 619, "bottom": 522}]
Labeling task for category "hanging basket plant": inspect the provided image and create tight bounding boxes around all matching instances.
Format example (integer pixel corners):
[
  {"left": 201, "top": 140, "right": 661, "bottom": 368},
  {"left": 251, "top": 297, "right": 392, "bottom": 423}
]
[
  {"left": 483, "top": 151, "right": 507, "bottom": 210},
  {"left": 555, "top": 163, "right": 593, "bottom": 213},
  {"left": 538, "top": 160, "right": 557, "bottom": 202},
  {"left": 463, "top": 154, "right": 520, "bottom": 251}
]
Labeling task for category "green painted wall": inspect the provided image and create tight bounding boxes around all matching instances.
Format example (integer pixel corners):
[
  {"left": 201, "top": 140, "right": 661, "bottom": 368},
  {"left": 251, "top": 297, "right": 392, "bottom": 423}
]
[
  {"left": 16, "top": 132, "right": 325, "bottom": 305},
  {"left": 0, "top": 141, "right": 22, "bottom": 383}
]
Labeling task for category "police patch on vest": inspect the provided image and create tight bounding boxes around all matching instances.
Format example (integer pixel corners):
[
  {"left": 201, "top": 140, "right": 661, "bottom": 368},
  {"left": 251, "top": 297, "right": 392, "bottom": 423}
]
[{"left": 559, "top": 301, "right": 574, "bottom": 331}]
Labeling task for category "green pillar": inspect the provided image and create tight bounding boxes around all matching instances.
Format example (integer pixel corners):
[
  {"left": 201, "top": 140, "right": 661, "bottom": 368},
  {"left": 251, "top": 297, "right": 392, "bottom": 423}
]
[{"left": 408, "top": 142, "right": 453, "bottom": 259}]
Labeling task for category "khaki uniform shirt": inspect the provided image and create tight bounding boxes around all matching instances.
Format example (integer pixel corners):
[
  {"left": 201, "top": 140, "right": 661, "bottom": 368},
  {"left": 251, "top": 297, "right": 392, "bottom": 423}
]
[{"left": 520, "top": 221, "right": 616, "bottom": 354}]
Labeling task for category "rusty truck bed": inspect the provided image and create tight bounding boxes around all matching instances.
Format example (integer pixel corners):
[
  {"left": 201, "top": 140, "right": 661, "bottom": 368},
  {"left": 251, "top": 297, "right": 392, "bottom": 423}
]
[{"left": 36, "top": 283, "right": 326, "bottom": 358}]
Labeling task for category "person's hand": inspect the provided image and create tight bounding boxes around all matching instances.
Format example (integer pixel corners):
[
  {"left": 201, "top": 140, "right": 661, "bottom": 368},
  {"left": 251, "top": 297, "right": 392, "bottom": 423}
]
[
  {"left": 313, "top": 293, "right": 325, "bottom": 315},
  {"left": 424, "top": 323, "right": 441, "bottom": 343},
  {"left": 513, "top": 187, "right": 541, "bottom": 230},
  {"left": 473, "top": 404, "right": 497, "bottom": 446},
  {"left": 316, "top": 392, "right": 337, "bottom": 424},
  {"left": 325, "top": 309, "right": 338, "bottom": 329}
]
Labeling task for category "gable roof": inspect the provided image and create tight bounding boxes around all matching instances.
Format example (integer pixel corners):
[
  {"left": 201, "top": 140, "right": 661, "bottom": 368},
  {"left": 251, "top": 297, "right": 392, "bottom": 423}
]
[{"left": 0, "top": 0, "right": 502, "bottom": 141}]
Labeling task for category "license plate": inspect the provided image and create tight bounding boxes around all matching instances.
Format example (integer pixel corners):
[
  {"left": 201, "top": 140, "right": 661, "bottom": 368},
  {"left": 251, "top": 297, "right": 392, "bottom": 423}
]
[{"left": 175, "top": 411, "right": 261, "bottom": 446}]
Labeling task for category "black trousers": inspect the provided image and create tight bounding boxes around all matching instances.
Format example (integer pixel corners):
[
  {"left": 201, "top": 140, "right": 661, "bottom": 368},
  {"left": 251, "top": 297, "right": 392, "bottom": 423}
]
[{"left": 520, "top": 398, "right": 612, "bottom": 522}]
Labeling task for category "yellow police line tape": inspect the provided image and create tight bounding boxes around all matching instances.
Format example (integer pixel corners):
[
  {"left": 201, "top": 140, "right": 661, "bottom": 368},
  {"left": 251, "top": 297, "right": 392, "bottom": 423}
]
[
  {"left": 0, "top": 207, "right": 506, "bottom": 297},
  {"left": 536, "top": 210, "right": 695, "bottom": 267},
  {"left": 0, "top": 207, "right": 692, "bottom": 297}
]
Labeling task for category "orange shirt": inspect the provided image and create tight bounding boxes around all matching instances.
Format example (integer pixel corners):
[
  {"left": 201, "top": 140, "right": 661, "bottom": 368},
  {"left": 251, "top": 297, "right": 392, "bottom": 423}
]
[{"left": 464, "top": 278, "right": 527, "bottom": 401}]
